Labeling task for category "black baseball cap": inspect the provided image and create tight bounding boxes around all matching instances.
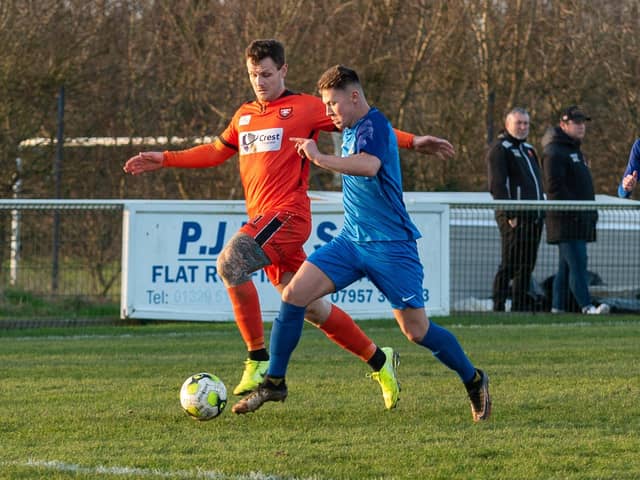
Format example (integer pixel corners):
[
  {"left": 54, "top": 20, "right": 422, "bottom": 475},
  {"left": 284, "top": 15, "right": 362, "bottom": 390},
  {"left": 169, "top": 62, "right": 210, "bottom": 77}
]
[{"left": 560, "top": 105, "right": 591, "bottom": 122}]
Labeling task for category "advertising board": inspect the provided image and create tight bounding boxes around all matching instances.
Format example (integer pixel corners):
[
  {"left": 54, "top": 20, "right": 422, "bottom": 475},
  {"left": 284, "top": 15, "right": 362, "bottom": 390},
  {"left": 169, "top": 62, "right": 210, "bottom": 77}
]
[{"left": 121, "top": 195, "right": 449, "bottom": 320}]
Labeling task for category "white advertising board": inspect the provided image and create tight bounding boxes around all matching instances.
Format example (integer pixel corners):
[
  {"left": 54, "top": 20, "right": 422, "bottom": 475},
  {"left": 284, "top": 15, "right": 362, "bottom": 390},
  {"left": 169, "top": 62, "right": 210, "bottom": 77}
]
[{"left": 121, "top": 195, "right": 449, "bottom": 321}]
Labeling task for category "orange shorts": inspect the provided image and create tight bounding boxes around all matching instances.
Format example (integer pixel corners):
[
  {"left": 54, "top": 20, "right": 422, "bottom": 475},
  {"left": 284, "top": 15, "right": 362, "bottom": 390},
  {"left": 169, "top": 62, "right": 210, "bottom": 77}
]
[{"left": 239, "top": 211, "right": 311, "bottom": 286}]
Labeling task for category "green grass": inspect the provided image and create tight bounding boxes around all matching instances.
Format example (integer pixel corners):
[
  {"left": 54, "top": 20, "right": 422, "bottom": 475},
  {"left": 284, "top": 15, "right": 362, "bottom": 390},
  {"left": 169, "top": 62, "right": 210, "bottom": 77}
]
[
  {"left": 0, "top": 288, "right": 119, "bottom": 320},
  {"left": 1, "top": 315, "right": 639, "bottom": 479},
  {"left": 0, "top": 254, "right": 121, "bottom": 306}
]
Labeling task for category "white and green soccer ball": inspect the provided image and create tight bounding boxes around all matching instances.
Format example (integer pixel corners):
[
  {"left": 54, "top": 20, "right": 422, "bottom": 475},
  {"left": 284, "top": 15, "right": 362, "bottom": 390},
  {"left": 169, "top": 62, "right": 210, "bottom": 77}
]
[{"left": 180, "top": 372, "right": 227, "bottom": 421}]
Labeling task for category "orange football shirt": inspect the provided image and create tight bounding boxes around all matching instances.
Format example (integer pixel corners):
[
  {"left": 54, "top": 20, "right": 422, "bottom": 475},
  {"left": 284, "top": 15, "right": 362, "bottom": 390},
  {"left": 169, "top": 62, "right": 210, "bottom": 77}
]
[
  {"left": 164, "top": 91, "right": 334, "bottom": 220},
  {"left": 163, "top": 91, "right": 415, "bottom": 220}
]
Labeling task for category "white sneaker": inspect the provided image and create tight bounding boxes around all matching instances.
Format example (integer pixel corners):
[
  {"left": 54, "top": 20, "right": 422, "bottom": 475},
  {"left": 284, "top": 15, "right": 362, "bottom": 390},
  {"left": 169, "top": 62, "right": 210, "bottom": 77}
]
[
  {"left": 551, "top": 308, "right": 565, "bottom": 314},
  {"left": 582, "top": 304, "right": 610, "bottom": 315}
]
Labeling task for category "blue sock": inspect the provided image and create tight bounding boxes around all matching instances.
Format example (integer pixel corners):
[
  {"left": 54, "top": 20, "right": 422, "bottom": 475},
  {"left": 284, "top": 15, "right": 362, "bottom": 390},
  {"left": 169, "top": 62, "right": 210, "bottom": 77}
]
[
  {"left": 268, "top": 301, "right": 306, "bottom": 378},
  {"left": 419, "top": 321, "right": 476, "bottom": 383}
]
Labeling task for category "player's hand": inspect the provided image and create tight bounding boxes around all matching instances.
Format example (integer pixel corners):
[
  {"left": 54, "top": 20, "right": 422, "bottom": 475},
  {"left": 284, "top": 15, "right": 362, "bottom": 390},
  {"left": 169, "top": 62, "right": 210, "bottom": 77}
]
[
  {"left": 123, "top": 151, "right": 164, "bottom": 175},
  {"left": 290, "top": 137, "right": 319, "bottom": 161},
  {"left": 508, "top": 218, "right": 518, "bottom": 229},
  {"left": 412, "top": 135, "right": 455, "bottom": 159},
  {"left": 622, "top": 170, "right": 638, "bottom": 192}
]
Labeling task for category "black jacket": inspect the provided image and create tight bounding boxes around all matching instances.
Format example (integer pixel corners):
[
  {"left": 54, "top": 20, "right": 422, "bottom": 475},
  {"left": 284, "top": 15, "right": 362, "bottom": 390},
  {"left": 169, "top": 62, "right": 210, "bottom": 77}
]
[
  {"left": 541, "top": 126, "right": 597, "bottom": 243},
  {"left": 487, "top": 131, "right": 544, "bottom": 219}
]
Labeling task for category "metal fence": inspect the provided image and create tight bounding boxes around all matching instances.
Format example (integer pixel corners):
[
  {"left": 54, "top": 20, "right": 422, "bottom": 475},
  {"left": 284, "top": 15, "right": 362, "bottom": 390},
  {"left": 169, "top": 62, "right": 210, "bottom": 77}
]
[
  {"left": 2, "top": 198, "right": 640, "bottom": 317},
  {"left": 0, "top": 201, "right": 123, "bottom": 307},
  {"left": 450, "top": 200, "right": 640, "bottom": 313}
]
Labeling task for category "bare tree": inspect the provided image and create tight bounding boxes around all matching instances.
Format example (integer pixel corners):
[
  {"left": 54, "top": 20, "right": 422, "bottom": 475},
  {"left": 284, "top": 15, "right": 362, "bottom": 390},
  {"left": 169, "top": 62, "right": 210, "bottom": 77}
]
[{"left": 2, "top": 0, "right": 640, "bottom": 198}]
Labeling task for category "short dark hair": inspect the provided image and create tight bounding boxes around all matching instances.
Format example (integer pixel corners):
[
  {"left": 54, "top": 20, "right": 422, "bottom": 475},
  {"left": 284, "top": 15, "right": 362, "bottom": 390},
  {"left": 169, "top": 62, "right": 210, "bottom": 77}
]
[
  {"left": 317, "top": 65, "right": 361, "bottom": 91},
  {"left": 245, "top": 39, "right": 285, "bottom": 69}
]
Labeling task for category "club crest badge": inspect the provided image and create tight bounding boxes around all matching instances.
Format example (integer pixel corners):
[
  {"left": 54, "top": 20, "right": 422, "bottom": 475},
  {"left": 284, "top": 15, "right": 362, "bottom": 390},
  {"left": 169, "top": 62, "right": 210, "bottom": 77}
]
[{"left": 278, "top": 107, "right": 293, "bottom": 119}]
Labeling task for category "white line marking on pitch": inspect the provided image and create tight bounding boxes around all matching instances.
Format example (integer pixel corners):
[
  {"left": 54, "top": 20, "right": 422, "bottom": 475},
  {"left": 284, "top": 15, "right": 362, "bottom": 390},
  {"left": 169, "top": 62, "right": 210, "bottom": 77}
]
[{"left": 3, "top": 459, "right": 325, "bottom": 480}]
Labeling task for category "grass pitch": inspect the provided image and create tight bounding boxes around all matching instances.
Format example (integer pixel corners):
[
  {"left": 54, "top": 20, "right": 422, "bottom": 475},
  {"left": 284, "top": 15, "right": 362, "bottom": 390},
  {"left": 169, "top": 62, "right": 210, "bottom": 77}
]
[{"left": 1, "top": 315, "right": 639, "bottom": 479}]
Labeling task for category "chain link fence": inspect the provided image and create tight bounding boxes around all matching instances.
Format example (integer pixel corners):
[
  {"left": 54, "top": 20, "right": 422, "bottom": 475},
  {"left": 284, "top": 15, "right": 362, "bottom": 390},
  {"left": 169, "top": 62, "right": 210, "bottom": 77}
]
[
  {"left": 0, "top": 201, "right": 123, "bottom": 321},
  {"left": 451, "top": 200, "right": 640, "bottom": 313},
  {"left": 2, "top": 198, "right": 640, "bottom": 321}
]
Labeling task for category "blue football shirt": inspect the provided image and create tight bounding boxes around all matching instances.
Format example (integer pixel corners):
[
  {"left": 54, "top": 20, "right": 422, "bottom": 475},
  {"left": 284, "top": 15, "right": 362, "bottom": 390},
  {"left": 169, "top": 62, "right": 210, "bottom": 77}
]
[{"left": 340, "top": 107, "right": 421, "bottom": 242}]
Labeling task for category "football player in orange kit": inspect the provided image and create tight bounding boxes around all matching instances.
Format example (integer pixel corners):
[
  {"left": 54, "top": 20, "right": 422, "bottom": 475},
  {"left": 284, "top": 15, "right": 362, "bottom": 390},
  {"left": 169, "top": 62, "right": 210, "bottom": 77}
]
[{"left": 123, "top": 39, "right": 454, "bottom": 403}]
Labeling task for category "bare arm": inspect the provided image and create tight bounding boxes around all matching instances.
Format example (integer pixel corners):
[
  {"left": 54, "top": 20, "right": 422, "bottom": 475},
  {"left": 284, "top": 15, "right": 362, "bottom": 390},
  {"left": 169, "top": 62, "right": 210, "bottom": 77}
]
[
  {"left": 412, "top": 135, "right": 455, "bottom": 158},
  {"left": 393, "top": 129, "right": 455, "bottom": 158},
  {"left": 290, "top": 137, "right": 381, "bottom": 177},
  {"left": 622, "top": 170, "right": 638, "bottom": 192},
  {"left": 123, "top": 151, "right": 164, "bottom": 175},
  {"left": 123, "top": 139, "right": 236, "bottom": 175}
]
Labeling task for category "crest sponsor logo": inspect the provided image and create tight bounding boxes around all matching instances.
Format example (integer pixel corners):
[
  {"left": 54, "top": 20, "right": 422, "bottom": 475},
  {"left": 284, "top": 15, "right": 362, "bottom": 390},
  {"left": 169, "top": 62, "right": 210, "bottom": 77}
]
[{"left": 239, "top": 128, "right": 283, "bottom": 155}]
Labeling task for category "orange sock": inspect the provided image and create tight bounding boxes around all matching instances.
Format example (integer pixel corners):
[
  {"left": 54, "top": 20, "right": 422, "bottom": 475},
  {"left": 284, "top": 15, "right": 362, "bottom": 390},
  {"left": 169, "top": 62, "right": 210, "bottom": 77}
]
[
  {"left": 227, "top": 281, "right": 264, "bottom": 351},
  {"left": 318, "top": 305, "right": 377, "bottom": 362}
]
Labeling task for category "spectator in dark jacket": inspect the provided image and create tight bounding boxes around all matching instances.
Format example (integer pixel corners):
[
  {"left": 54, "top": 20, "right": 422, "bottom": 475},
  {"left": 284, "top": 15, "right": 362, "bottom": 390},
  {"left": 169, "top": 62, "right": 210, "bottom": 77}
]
[
  {"left": 487, "top": 107, "right": 544, "bottom": 311},
  {"left": 542, "top": 105, "right": 609, "bottom": 315}
]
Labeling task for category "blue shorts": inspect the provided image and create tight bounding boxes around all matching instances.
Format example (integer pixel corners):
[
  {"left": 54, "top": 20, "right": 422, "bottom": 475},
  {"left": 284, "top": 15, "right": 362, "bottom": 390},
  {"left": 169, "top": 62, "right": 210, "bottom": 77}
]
[{"left": 307, "top": 234, "right": 425, "bottom": 310}]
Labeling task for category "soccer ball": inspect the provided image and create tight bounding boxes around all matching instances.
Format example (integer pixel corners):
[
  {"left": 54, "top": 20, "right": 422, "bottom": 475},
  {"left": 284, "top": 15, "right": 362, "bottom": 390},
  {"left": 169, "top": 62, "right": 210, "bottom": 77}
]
[{"left": 179, "top": 372, "right": 227, "bottom": 421}]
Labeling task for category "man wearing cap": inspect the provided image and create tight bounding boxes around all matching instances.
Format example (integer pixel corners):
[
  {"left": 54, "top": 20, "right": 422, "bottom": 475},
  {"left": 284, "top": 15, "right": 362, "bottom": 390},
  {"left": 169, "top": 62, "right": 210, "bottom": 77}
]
[
  {"left": 541, "top": 106, "right": 610, "bottom": 314},
  {"left": 487, "top": 107, "right": 545, "bottom": 312}
]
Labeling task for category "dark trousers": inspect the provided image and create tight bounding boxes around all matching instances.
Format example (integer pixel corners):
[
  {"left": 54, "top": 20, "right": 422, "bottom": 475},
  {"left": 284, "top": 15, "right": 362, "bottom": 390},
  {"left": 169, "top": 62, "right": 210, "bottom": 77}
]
[{"left": 492, "top": 215, "right": 543, "bottom": 311}]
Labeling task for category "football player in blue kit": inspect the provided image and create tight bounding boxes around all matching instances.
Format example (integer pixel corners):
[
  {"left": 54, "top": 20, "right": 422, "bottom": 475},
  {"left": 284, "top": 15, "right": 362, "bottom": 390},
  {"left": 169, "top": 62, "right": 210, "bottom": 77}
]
[{"left": 233, "top": 64, "right": 491, "bottom": 422}]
